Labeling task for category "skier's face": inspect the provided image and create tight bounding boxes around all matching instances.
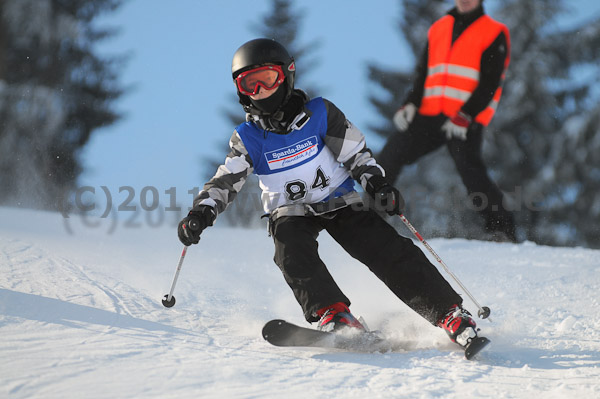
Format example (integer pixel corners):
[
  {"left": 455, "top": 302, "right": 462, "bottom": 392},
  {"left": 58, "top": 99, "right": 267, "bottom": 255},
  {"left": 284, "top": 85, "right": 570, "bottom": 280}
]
[{"left": 455, "top": 0, "right": 480, "bottom": 14}]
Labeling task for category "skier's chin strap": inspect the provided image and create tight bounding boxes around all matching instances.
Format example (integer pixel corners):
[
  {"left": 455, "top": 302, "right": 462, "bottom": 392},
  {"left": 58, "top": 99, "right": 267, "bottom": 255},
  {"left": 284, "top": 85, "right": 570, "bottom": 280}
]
[{"left": 245, "top": 89, "right": 311, "bottom": 133}]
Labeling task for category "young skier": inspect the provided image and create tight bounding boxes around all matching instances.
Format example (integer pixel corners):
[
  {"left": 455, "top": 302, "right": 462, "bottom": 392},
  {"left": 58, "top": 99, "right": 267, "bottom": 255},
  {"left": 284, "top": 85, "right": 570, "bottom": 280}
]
[{"left": 177, "top": 38, "right": 480, "bottom": 349}]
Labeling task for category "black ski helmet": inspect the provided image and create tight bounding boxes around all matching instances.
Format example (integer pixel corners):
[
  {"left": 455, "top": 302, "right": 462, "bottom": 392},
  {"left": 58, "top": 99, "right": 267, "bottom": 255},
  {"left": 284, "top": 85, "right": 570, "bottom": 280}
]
[{"left": 231, "top": 38, "right": 295, "bottom": 111}]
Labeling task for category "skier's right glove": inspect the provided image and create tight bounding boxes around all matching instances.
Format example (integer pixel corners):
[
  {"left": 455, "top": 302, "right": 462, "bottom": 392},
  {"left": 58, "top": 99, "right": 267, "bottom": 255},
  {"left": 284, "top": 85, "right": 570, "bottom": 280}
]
[
  {"left": 177, "top": 205, "right": 216, "bottom": 246},
  {"left": 365, "top": 175, "right": 405, "bottom": 216},
  {"left": 392, "top": 103, "right": 417, "bottom": 131}
]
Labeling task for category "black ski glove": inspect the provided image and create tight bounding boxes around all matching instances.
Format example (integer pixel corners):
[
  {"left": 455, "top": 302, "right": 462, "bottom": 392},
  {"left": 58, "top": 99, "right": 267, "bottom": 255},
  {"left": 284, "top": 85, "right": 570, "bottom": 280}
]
[
  {"left": 177, "top": 205, "right": 216, "bottom": 246},
  {"left": 365, "top": 175, "right": 405, "bottom": 216}
]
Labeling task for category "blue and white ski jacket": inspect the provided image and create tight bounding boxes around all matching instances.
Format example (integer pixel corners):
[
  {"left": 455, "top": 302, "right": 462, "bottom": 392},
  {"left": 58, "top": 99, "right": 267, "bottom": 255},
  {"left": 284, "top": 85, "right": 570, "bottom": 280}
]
[{"left": 194, "top": 97, "right": 384, "bottom": 217}]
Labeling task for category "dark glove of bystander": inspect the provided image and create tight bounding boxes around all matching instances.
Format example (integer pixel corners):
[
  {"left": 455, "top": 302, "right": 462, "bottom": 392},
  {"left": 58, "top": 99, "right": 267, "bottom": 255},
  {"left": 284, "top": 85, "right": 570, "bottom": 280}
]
[
  {"left": 177, "top": 205, "right": 216, "bottom": 246},
  {"left": 365, "top": 175, "right": 405, "bottom": 216}
]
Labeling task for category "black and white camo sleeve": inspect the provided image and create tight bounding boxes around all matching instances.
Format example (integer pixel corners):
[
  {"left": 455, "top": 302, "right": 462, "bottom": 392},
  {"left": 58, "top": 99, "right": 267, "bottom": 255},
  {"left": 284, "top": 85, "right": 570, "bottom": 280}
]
[
  {"left": 322, "top": 99, "right": 385, "bottom": 191},
  {"left": 192, "top": 130, "right": 254, "bottom": 217}
]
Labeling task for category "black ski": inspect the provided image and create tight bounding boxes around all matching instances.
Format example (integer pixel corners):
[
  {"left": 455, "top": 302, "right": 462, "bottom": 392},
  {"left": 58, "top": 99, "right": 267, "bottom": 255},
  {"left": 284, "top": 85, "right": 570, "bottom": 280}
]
[
  {"left": 262, "top": 319, "right": 490, "bottom": 359},
  {"left": 262, "top": 319, "right": 385, "bottom": 351},
  {"left": 262, "top": 319, "right": 335, "bottom": 347}
]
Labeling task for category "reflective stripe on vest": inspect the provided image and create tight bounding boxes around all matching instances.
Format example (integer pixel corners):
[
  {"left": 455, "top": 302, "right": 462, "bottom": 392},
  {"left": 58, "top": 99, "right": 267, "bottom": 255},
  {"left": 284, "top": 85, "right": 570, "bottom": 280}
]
[{"left": 419, "top": 14, "right": 510, "bottom": 126}]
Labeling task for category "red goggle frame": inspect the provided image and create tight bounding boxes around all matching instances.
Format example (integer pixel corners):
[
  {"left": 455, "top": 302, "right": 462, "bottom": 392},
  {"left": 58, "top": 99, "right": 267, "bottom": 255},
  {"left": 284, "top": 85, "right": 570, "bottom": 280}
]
[{"left": 235, "top": 64, "right": 286, "bottom": 96}]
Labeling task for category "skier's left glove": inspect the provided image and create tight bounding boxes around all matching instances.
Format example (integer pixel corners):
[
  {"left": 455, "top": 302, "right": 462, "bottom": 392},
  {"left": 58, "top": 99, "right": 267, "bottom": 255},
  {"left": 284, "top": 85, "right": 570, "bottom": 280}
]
[
  {"left": 177, "top": 205, "right": 216, "bottom": 246},
  {"left": 442, "top": 111, "right": 471, "bottom": 141},
  {"left": 366, "top": 175, "right": 405, "bottom": 216}
]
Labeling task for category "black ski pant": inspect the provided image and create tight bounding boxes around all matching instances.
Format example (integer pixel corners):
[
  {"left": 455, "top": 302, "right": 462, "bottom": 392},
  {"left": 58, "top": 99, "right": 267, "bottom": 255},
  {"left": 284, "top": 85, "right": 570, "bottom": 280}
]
[
  {"left": 270, "top": 205, "right": 462, "bottom": 324},
  {"left": 378, "top": 114, "right": 515, "bottom": 238}
]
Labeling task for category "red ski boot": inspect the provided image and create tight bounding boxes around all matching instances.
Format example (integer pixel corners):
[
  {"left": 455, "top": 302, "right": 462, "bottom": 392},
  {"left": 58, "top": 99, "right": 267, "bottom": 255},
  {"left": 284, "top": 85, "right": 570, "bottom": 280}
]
[
  {"left": 438, "top": 304, "right": 478, "bottom": 347},
  {"left": 316, "top": 302, "right": 366, "bottom": 333}
]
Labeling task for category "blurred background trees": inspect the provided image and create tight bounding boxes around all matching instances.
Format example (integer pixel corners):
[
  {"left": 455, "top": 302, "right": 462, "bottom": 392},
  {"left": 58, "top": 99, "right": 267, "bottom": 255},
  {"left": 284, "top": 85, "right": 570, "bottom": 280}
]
[
  {"left": 1, "top": 0, "right": 599, "bottom": 248},
  {"left": 0, "top": 0, "right": 126, "bottom": 210}
]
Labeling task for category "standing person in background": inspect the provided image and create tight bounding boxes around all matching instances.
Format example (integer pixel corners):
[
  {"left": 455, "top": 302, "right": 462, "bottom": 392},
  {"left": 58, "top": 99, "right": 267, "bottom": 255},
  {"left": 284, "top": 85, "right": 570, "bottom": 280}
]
[{"left": 378, "top": 0, "right": 516, "bottom": 242}]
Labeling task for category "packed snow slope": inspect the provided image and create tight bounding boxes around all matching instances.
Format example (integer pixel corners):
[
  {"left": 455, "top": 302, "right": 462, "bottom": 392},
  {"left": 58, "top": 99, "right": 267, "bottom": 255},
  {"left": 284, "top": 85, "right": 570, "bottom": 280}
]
[{"left": 1, "top": 206, "right": 599, "bottom": 399}]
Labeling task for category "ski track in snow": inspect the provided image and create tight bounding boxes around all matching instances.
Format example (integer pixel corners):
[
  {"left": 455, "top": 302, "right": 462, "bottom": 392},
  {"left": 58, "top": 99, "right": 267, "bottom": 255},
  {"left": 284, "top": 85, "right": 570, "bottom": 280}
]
[{"left": 1, "top": 207, "right": 599, "bottom": 399}]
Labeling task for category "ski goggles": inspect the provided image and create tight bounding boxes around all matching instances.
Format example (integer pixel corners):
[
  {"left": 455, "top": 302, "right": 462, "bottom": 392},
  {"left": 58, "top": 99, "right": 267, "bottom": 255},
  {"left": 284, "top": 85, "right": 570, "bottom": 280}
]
[{"left": 235, "top": 65, "right": 285, "bottom": 96}]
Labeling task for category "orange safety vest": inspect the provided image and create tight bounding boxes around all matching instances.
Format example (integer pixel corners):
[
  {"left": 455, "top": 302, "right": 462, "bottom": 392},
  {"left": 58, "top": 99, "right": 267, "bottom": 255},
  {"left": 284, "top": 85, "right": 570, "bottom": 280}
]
[{"left": 419, "top": 14, "right": 510, "bottom": 126}]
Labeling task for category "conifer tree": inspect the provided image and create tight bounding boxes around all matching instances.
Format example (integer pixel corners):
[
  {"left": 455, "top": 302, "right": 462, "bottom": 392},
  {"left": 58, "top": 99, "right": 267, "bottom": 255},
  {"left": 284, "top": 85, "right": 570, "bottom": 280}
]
[
  {"left": 0, "top": 0, "right": 125, "bottom": 210},
  {"left": 487, "top": 0, "right": 600, "bottom": 247},
  {"left": 516, "top": 2, "right": 600, "bottom": 247}
]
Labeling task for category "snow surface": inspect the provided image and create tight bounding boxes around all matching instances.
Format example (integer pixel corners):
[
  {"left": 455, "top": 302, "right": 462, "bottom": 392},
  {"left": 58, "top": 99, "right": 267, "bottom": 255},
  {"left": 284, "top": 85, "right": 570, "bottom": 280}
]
[{"left": 1, "top": 206, "right": 599, "bottom": 399}]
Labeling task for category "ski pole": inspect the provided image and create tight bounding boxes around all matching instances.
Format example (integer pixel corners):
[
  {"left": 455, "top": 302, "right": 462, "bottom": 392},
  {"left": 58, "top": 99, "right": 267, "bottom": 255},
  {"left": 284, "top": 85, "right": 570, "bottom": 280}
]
[
  {"left": 398, "top": 213, "right": 492, "bottom": 321},
  {"left": 162, "top": 245, "right": 188, "bottom": 308},
  {"left": 162, "top": 220, "right": 201, "bottom": 308}
]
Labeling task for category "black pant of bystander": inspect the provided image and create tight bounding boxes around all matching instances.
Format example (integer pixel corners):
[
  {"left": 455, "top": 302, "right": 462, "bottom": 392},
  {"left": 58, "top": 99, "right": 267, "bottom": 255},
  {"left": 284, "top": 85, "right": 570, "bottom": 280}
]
[{"left": 377, "top": 114, "right": 516, "bottom": 241}]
